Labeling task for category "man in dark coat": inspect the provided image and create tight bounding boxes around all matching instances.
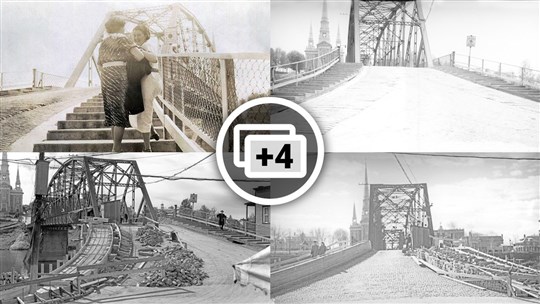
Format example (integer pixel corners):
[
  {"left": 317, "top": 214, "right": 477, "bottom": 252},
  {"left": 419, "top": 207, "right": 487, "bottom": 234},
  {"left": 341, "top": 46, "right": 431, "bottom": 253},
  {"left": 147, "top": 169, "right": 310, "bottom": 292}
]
[
  {"left": 311, "top": 241, "right": 319, "bottom": 258},
  {"left": 217, "top": 210, "right": 227, "bottom": 230}
]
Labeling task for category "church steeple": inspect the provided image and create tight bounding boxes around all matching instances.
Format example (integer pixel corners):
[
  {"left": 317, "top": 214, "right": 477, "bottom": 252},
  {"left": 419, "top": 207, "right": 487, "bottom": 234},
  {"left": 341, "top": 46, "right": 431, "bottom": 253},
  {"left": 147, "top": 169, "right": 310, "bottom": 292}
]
[
  {"left": 360, "top": 160, "right": 370, "bottom": 241},
  {"left": 307, "top": 23, "right": 315, "bottom": 50},
  {"left": 352, "top": 202, "right": 358, "bottom": 224},
  {"left": 15, "top": 166, "right": 21, "bottom": 190},
  {"left": 317, "top": 0, "right": 331, "bottom": 45}
]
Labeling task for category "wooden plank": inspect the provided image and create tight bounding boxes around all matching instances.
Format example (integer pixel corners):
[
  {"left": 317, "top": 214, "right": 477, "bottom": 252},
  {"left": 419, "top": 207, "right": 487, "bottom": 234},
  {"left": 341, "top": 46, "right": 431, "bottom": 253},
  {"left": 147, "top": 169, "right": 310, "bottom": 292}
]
[
  {"left": 441, "top": 275, "right": 486, "bottom": 290},
  {"left": 81, "top": 267, "right": 162, "bottom": 281},
  {"left": 0, "top": 273, "right": 80, "bottom": 291},
  {"left": 76, "top": 256, "right": 164, "bottom": 271}
]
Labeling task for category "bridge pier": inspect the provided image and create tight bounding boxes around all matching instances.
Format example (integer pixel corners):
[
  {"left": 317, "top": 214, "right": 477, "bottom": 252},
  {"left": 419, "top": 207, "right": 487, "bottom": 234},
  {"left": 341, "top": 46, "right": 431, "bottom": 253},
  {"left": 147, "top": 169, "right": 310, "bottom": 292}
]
[{"left": 39, "top": 228, "right": 69, "bottom": 264}]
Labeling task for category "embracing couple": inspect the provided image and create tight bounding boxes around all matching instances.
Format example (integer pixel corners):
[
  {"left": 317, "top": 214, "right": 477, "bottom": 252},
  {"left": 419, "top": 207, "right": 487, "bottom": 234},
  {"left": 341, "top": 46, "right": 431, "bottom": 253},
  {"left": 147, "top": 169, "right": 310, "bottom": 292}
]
[{"left": 98, "top": 16, "right": 161, "bottom": 152}]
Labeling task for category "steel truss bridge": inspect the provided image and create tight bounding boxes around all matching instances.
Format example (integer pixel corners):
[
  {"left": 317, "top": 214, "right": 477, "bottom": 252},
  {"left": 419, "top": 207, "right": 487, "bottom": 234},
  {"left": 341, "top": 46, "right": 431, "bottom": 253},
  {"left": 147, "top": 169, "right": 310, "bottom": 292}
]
[
  {"left": 347, "top": 0, "right": 433, "bottom": 67},
  {"left": 368, "top": 183, "right": 434, "bottom": 250},
  {"left": 42, "top": 156, "right": 156, "bottom": 226},
  {"left": 64, "top": 3, "right": 269, "bottom": 151}
]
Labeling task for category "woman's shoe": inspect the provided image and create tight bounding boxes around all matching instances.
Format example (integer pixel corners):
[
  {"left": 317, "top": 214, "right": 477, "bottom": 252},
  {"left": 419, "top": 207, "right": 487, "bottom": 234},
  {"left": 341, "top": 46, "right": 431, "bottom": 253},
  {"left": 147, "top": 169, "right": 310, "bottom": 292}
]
[
  {"left": 151, "top": 132, "right": 160, "bottom": 141},
  {"left": 143, "top": 148, "right": 152, "bottom": 152}
]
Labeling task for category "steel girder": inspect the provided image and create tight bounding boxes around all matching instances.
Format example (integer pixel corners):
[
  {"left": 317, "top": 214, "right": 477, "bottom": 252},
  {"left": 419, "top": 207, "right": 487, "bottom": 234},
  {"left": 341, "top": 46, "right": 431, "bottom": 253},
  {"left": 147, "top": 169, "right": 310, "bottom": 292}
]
[
  {"left": 346, "top": 0, "right": 433, "bottom": 67},
  {"left": 368, "top": 183, "right": 434, "bottom": 250},
  {"left": 66, "top": 3, "right": 215, "bottom": 87},
  {"left": 42, "top": 156, "right": 157, "bottom": 226}
]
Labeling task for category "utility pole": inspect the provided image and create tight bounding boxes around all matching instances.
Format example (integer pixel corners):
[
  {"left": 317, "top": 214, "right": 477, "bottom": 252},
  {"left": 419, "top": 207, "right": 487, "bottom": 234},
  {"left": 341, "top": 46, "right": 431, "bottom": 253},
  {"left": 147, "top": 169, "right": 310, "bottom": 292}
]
[{"left": 28, "top": 152, "right": 50, "bottom": 293}]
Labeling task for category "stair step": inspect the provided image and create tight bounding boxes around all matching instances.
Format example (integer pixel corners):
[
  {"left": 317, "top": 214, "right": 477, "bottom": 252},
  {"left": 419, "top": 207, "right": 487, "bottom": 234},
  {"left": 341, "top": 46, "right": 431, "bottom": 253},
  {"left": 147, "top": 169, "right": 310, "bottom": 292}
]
[
  {"left": 67, "top": 112, "right": 106, "bottom": 120},
  {"left": 33, "top": 139, "right": 179, "bottom": 152},
  {"left": 74, "top": 106, "right": 104, "bottom": 113},
  {"left": 58, "top": 118, "right": 163, "bottom": 129},
  {"left": 46, "top": 127, "right": 165, "bottom": 140}
]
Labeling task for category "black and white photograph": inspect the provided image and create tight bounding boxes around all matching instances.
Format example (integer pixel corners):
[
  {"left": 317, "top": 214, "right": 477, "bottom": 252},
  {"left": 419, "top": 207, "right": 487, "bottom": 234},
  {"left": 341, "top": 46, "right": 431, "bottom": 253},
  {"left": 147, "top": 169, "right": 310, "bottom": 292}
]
[
  {"left": 271, "top": 153, "right": 539, "bottom": 303},
  {"left": 1, "top": 1, "right": 270, "bottom": 153},
  {"left": 271, "top": 0, "right": 540, "bottom": 152},
  {"left": 0, "top": 152, "right": 270, "bottom": 303}
]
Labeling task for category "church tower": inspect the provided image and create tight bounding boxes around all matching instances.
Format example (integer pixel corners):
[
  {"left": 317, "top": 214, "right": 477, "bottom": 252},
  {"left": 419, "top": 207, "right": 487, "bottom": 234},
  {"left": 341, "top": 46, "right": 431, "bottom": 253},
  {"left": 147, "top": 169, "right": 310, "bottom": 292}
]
[
  {"left": 316, "top": 0, "right": 332, "bottom": 55},
  {"left": 360, "top": 161, "right": 370, "bottom": 241},
  {"left": 350, "top": 202, "right": 362, "bottom": 245},
  {"left": 0, "top": 152, "right": 12, "bottom": 213},
  {"left": 305, "top": 23, "right": 319, "bottom": 71},
  {"left": 10, "top": 166, "right": 24, "bottom": 214}
]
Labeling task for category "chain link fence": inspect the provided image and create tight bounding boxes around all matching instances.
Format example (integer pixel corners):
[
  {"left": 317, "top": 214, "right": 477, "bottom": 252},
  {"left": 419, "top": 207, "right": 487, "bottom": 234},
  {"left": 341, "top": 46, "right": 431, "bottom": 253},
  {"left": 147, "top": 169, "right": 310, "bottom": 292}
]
[{"left": 158, "top": 53, "right": 270, "bottom": 151}]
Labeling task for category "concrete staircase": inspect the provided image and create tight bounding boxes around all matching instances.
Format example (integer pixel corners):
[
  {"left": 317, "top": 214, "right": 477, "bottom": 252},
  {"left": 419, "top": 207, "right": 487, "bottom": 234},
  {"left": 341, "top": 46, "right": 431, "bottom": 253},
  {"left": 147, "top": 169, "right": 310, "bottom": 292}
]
[
  {"left": 271, "top": 63, "right": 363, "bottom": 103},
  {"left": 167, "top": 216, "right": 270, "bottom": 249},
  {"left": 33, "top": 94, "right": 179, "bottom": 152},
  {"left": 435, "top": 65, "right": 540, "bottom": 102}
]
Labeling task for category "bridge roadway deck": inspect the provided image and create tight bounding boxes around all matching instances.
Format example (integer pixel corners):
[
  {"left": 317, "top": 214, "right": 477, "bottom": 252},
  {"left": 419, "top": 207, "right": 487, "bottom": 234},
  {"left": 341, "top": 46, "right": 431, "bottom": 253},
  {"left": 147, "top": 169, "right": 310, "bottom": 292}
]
[
  {"left": 274, "top": 250, "right": 510, "bottom": 303},
  {"left": 56, "top": 226, "right": 112, "bottom": 276},
  {"left": 275, "top": 66, "right": 539, "bottom": 152},
  {"left": 73, "top": 223, "right": 270, "bottom": 303}
]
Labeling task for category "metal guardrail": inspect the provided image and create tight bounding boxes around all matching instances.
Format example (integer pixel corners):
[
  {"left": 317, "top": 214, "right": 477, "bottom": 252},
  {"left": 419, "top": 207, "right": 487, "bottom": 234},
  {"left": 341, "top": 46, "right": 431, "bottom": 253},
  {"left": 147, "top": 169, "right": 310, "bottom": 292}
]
[
  {"left": 271, "top": 48, "right": 341, "bottom": 89},
  {"left": 433, "top": 52, "right": 540, "bottom": 89},
  {"left": 0, "top": 69, "right": 90, "bottom": 91},
  {"left": 157, "top": 53, "right": 270, "bottom": 151}
]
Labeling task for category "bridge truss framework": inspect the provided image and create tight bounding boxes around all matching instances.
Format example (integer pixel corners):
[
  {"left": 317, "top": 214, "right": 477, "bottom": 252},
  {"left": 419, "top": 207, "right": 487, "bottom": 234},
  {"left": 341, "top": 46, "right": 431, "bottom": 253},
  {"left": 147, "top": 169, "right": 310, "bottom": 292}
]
[
  {"left": 347, "top": 0, "right": 433, "bottom": 67},
  {"left": 42, "top": 156, "right": 157, "bottom": 226},
  {"left": 368, "top": 183, "right": 434, "bottom": 250}
]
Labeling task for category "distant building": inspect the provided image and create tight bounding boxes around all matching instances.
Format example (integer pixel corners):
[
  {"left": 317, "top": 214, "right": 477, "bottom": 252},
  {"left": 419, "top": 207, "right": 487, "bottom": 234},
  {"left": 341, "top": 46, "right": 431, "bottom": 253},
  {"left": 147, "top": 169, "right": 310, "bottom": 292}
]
[
  {"left": 435, "top": 225, "right": 465, "bottom": 240},
  {"left": 245, "top": 186, "right": 270, "bottom": 238},
  {"left": 350, "top": 202, "right": 362, "bottom": 245},
  {"left": 0, "top": 152, "right": 24, "bottom": 215},
  {"left": 466, "top": 232, "right": 504, "bottom": 254},
  {"left": 305, "top": 0, "right": 342, "bottom": 70},
  {"left": 514, "top": 235, "right": 540, "bottom": 253}
]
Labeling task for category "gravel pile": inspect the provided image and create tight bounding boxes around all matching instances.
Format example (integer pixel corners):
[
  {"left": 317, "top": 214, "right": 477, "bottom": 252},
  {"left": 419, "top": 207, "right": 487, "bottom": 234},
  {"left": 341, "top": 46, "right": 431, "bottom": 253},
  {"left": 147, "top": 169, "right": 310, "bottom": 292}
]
[
  {"left": 136, "top": 226, "right": 164, "bottom": 246},
  {"left": 140, "top": 245, "right": 209, "bottom": 288}
]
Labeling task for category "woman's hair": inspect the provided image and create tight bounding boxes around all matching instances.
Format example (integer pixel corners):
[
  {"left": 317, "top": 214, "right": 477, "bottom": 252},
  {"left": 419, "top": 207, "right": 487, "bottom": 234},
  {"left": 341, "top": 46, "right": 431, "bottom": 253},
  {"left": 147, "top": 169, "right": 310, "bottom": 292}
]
[
  {"left": 105, "top": 16, "right": 125, "bottom": 34},
  {"left": 133, "top": 24, "right": 151, "bottom": 42}
]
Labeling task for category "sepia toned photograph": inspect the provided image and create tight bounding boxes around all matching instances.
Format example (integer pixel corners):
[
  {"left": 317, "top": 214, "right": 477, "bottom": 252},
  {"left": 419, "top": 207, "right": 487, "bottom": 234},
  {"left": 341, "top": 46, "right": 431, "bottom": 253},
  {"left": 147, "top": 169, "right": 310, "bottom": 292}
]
[
  {"left": 1, "top": 1, "right": 270, "bottom": 153},
  {"left": 271, "top": 153, "right": 539, "bottom": 303},
  {"left": 0, "top": 152, "right": 270, "bottom": 303},
  {"left": 271, "top": 0, "right": 540, "bottom": 152}
]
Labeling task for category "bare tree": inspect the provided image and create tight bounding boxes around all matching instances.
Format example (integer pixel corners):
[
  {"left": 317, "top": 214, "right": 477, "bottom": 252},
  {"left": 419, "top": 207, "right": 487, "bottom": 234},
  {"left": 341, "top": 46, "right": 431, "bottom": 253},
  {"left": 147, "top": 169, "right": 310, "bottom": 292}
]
[
  {"left": 333, "top": 228, "right": 349, "bottom": 243},
  {"left": 271, "top": 225, "right": 284, "bottom": 251},
  {"left": 310, "top": 227, "right": 329, "bottom": 243}
]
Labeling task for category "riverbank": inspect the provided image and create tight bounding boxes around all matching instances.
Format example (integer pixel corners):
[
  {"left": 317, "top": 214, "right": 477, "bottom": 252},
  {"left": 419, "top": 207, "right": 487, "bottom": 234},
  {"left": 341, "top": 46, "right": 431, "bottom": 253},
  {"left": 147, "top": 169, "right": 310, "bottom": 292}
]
[{"left": 0, "top": 225, "right": 29, "bottom": 250}]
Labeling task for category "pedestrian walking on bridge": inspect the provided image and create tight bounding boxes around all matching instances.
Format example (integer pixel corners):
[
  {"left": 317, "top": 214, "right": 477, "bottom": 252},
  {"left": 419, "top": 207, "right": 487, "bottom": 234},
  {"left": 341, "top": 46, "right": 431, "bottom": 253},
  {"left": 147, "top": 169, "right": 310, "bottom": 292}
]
[
  {"left": 217, "top": 210, "right": 227, "bottom": 230},
  {"left": 318, "top": 242, "right": 327, "bottom": 256},
  {"left": 311, "top": 241, "right": 319, "bottom": 258}
]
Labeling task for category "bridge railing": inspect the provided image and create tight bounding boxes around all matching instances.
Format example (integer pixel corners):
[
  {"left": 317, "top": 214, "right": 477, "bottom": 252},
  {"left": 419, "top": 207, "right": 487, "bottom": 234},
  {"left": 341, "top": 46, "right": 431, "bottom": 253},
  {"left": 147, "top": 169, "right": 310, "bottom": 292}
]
[
  {"left": 271, "top": 48, "right": 341, "bottom": 90},
  {"left": 434, "top": 52, "right": 540, "bottom": 89},
  {"left": 157, "top": 53, "right": 270, "bottom": 151},
  {"left": 161, "top": 206, "right": 270, "bottom": 241},
  {"left": 0, "top": 69, "right": 92, "bottom": 92}
]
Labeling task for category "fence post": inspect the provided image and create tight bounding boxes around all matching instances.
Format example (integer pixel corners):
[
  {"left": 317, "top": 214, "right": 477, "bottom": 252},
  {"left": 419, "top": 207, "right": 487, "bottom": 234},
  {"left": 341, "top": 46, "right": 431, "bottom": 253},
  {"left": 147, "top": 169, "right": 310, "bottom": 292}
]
[
  {"left": 218, "top": 59, "right": 228, "bottom": 122},
  {"left": 451, "top": 52, "right": 455, "bottom": 67},
  {"left": 32, "top": 68, "right": 37, "bottom": 88},
  {"left": 521, "top": 67, "right": 524, "bottom": 86},
  {"left": 499, "top": 63, "right": 502, "bottom": 77},
  {"left": 481, "top": 59, "right": 484, "bottom": 75},
  {"left": 0, "top": 72, "right": 3, "bottom": 91}
]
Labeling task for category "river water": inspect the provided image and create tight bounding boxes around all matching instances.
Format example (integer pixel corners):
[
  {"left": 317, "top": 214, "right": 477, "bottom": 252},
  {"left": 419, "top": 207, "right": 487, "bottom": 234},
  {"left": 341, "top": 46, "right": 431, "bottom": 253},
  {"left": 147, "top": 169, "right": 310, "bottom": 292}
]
[{"left": 0, "top": 250, "right": 26, "bottom": 273}]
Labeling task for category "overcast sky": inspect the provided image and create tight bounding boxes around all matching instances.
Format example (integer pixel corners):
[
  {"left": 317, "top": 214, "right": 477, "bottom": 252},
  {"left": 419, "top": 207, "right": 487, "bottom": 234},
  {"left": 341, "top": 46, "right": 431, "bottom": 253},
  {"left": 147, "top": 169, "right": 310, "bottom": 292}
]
[
  {"left": 272, "top": 153, "right": 540, "bottom": 245},
  {"left": 3, "top": 152, "right": 251, "bottom": 219},
  {"left": 1, "top": 0, "right": 270, "bottom": 85},
  {"left": 272, "top": 0, "right": 540, "bottom": 70}
]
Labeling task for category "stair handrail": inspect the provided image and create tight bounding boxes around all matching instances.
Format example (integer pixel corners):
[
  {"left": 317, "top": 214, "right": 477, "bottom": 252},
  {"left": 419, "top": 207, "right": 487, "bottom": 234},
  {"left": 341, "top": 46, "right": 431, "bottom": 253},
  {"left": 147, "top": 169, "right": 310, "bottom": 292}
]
[
  {"left": 433, "top": 52, "right": 540, "bottom": 89},
  {"left": 271, "top": 47, "right": 342, "bottom": 89}
]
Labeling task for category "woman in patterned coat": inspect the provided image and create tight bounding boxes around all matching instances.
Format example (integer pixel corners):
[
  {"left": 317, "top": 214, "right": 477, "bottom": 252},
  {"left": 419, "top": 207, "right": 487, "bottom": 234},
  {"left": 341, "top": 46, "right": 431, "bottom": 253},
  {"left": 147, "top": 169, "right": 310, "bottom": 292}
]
[{"left": 98, "top": 16, "right": 144, "bottom": 152}]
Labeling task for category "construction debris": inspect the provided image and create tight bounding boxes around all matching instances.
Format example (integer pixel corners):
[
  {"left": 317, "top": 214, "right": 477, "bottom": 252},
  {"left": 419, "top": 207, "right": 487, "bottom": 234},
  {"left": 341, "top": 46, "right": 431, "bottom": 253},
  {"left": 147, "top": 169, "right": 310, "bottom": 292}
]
[
  {"left": 136, "top": 226, "right": 164, "bottom": 247},
  {"left": 140, "top": 245, "right": 208, "bottom": 287}
]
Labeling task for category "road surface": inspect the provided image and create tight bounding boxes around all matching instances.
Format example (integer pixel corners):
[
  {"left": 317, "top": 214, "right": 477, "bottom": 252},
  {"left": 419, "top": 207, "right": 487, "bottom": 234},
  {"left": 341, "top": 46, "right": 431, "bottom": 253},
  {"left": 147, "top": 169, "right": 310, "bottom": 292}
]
[
  {"left": 274, "top": 250, "right": 507, "bottom": 303},
  {"left": 74, "top": 222, "right": 270, "bottom": 303},
  {"left": 281, "top": 66, "right": 539, "bottom": 152}
]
